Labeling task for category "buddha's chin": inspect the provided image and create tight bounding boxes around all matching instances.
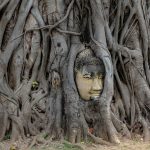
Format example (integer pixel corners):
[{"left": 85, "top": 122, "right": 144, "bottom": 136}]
[{"left": 90, "top": 95, "right": 99, "bottom": 101}]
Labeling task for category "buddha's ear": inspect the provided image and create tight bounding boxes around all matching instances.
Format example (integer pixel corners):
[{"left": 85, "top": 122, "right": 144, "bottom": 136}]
[{"left": 74, "top": 67, "right": 78, "bottom": 73}]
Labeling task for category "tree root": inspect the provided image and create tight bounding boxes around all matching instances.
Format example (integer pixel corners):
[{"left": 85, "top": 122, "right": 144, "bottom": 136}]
[
  {"left": 63, "top": 140, "right": 85, "bottom": 150},
  {"left": 27, "top": 134, "right": 46, "bottom": 149},
  {"left": 88, "top": 132, "right": 114, "bottom": 146},
  {"left": 0, "top": 0, "right": 9, "bottom": 12},
  {"left": 27, "top": 136, "right": 37, "bottom": 149}
]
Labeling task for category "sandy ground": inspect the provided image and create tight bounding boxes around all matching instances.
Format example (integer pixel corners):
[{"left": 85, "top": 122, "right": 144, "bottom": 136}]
[
  {"left": 1, "top": 138, "right": 150, "bottom": 150},
  {"left": 84, "top": 139, "right": 150, "bottom": 150}
]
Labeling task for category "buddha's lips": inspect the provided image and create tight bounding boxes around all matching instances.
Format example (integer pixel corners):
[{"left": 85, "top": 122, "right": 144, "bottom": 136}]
[
  {"left": 89, "top": 91, "right": 101, "bottom": 95},
  {"left": 90, "top": 94, "right": 100, "bottom": 97}
]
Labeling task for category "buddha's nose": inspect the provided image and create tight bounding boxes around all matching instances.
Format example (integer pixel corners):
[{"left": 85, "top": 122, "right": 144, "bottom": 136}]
[{"left": 92, "top": 78, "right": 103, "bottom": 91}]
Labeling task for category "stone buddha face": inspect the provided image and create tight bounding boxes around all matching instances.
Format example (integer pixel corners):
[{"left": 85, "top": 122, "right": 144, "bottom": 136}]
[{"left": 75, "top": 49, "right": 105, "bottom": 101}]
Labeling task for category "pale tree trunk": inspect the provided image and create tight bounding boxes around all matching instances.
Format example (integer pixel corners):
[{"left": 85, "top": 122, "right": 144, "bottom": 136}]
[{"left": 0, "top": 0, "right": 149, "bottom": 146}]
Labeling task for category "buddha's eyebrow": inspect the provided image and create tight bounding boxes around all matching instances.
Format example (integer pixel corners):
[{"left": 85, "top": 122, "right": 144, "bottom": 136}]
[
  {"left": 97, "top": 71, "right": 105, "bottom": 76},
  {"left": 82, "top": 72, "right": 91, "bottom": 76},
  {"left": 89, "top": 71, "right": 103, "bottom": 77}
]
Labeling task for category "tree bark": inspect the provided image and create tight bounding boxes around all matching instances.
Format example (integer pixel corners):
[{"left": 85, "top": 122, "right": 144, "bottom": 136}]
[{"left": 0, "top": 0, "right": 149, "bottom": 144}]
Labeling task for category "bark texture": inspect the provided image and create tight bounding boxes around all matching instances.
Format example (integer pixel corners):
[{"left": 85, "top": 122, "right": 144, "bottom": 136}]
[{"left": 0, "top": 0, "right": 149, "bottom": 144}]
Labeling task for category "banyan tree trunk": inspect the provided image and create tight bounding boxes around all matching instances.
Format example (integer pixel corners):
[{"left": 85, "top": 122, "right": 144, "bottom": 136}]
[{"left": 0, "top": 0, "right": 149, "bottom": 145}]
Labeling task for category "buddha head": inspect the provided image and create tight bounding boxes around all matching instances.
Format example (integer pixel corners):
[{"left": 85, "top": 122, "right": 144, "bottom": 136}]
[{"left": 75, "top": 48, "right": 105, "bottom": 101}]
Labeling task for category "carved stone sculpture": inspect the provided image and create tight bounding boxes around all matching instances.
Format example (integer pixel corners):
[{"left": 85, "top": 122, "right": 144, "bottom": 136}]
[{"left": 75, "top": 48, "right": 105, "bottom": 101}]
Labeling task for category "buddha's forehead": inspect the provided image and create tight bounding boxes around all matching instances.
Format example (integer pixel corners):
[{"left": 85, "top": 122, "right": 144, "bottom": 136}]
[{"left": 81, "top": 65, "right": 105, "bottom": 75}]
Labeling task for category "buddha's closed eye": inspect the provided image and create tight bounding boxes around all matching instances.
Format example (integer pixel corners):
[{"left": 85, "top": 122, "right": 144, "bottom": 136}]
[{"left": 83, "top": 74, "right": 92, "bottom": 79}]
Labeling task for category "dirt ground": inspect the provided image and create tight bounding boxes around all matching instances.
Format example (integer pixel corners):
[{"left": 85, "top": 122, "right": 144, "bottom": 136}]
[{"left": 1, "top": 137, "right": 150, "bottom": 150}]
